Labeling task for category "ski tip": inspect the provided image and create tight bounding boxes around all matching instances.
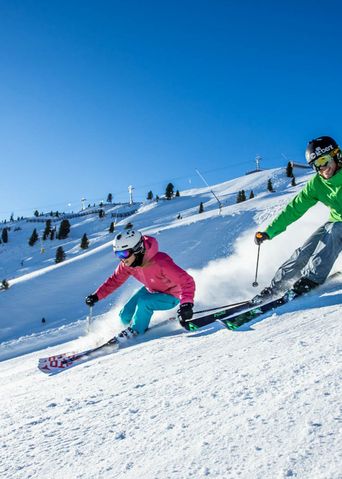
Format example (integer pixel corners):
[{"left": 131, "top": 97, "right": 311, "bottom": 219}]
[{"left": 38, "top": 364, "right": 53, "bottom": 374}]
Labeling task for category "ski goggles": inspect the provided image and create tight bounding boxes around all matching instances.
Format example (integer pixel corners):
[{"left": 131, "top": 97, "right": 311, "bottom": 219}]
[
  {"left": 311, "top": 149, "right": 339, "bottom": 171},
  {"left": 114, "top": 249, "right": 134, "bottom": 260}
]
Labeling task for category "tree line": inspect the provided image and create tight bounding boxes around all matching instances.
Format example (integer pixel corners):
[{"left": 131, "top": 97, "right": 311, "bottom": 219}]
[{"left": 146, "top": 183, "right": 180, "bottom": 202}]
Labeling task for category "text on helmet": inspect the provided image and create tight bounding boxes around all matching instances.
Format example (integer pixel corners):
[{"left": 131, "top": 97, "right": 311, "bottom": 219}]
[{"left": 306, "top": 144, "right": 334, "bottom": 161}]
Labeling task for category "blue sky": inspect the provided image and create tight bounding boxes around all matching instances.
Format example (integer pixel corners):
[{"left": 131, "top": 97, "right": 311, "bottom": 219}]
[{"left": 1, "top": 0, "right": 341, "bottom": 219}]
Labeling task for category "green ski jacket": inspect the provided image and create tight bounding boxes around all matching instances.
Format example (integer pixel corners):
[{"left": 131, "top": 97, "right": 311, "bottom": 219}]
[{"left": 266, "top": 168, "right": 342, "bottom": 240}]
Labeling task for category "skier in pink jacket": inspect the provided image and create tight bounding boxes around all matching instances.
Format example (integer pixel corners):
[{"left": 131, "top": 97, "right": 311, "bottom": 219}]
[{"left": 85, "top": 229, "right": 195, "bottom": 336}]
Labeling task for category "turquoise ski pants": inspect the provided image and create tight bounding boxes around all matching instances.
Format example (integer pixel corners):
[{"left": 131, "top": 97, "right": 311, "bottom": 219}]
[{"left": 119, "top": 287, "right": 180, "bottom": 334}]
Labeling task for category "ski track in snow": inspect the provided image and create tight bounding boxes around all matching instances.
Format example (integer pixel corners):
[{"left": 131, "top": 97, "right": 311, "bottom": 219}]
[{"left": 0, "top": 167, "right": 341, "bottom": 479}]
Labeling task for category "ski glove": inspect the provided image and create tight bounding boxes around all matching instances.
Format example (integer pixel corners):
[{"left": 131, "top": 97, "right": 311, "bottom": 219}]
[
  {"left": 254, "top": 231, "right": 270, "bottom": 245},
  {"left": 178, "top": 302, "right": 194, "bottom": 326},
  {"left": 85, "top": 293, "right": 99, "bottom": 307}
]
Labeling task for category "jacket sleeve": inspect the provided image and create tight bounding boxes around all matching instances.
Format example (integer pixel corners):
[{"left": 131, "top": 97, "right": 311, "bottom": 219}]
[
  {"left": 265, "top": 180, "right": 318, "bottom": 239},
  {"left": 161, "top": 256, "right": 196, "bottom": 304},
  {"left": 95, "top": 262, "right": 131, "bottom": 300}
]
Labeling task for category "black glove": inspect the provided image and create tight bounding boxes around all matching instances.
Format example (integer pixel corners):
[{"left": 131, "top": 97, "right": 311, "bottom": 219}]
[
  {"left": 254, "top": 231, "right": 270, "bottom": 245},
  {"left": 178, "top": 302, "right": 194, "bottom": 326},
  {"left": 85, "top": 293, "right": 99, "bottom": 307}
]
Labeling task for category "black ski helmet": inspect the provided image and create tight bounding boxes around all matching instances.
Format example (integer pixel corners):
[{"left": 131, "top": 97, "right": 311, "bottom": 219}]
[{"left": 305, "top": 136, "right": 341, "bottom": 166}]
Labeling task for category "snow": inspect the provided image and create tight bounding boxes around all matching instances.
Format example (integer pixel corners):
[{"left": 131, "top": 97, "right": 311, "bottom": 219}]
[{"left": 0, "top": 167, "right": 341, "bottom": 479}]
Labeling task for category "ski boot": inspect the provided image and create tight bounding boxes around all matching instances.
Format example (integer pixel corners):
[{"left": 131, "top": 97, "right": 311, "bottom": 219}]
[
  {"left": 292, "top": 277, "right": 319, "bottom": 296},
  {"left": 117, "top": 326, "right": 138, "bottom": 343},
  {"left": 251, "top": 286, "right": 275, "bottom": 305}
]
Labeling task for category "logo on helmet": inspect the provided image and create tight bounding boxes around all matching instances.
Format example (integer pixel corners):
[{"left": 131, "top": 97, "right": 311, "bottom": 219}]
[{"left": 306, "top": 144, "right": 334, "bottom": 162}]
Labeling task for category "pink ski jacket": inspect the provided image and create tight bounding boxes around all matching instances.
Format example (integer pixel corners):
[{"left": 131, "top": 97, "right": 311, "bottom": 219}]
[{"left": 96, "top": 236, "right": 195, "bottom": 304}]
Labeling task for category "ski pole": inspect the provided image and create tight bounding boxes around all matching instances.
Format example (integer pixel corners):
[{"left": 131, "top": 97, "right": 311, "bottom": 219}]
[
  {"left": 87, "top": 306, "right": 93, "bottom": 331},
  {"left": 193, "top": 300, "right": 250, "bottom": 315},
  {"left": 253, "top": 244, "right": 261, "bottom": 287}
]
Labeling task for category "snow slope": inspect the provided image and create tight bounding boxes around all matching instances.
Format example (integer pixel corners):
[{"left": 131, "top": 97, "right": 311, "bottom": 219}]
[
  {"left": 0, "top": 167, "right": 341, "bottom": 479},
  {"left": 0, "top": 167, "right": 328, "bottom": 347}
]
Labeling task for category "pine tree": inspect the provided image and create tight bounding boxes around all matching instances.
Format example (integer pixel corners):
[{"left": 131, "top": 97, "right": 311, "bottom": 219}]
[
  {"left": 175, "top": 190, "right": 180, "bottom": 197},
  {"left": 43, "top": 220, "right": 52, "bottom": 240},
  {"left": 50, "top": 228, "right": 56, "bottom": 240},
  {"left": 58, "top": 219, "right": 71, "bottom": 240},
  {"left": 107, "top": 193, "right": 113, "bottom": 203},
  {"left": 199, "top": 202, "right": 204, "bottom": 213},
  {"left": 80, "top": 233, "right": 89, "bottom": 249},
  {"left": 10, "top": 213, "right": 14, "bottom": 222},
  {"left": 236, "top": 190, "right": 247, "bottom": 203},
  {"left": 109, "top": 222, "right": 115, "bottom": 233},
  {"left": 267, "top": 179, "right": 275, "bottom": 192},
  {"left": 286, "top": 162, "right": 294, "bottom": 178},
  {"left": 155, "top": 195, "right": 160, "bottom": 202},
  {"left": 249, "top": 190, "right": 255, "bottom": 199},
  {"left": 55, "top": 246, "right": 66, "bottom": 263},
  {"left": 34, "top": 210, "right": 39, "bottom": 217},
  {"left": 291, "top": 176, "right": 296, "bottom": 187},
  {"left": 1, "top": 228, "right": 8, "bottom": 243},
  {"left": 165, "top": 183, "right": 174, "bottom": 200},
  {"left": 29, "top": 228, "right": 39, "bottom": 246},
  {"left": 99, "top": 209, "right": 105, "bottom": 219},
  {"left": 1, "top": 279, "right": 9, "bottom": 290},
  {"left": 147, "top": 190, "right": 153, "bottom": 200},
  {"left": 125, "top": 222, "right": 133, "bottom": 230}
]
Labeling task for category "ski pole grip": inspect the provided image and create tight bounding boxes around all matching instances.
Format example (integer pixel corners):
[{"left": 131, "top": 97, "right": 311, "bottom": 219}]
[{"left": 255, "top": 231, "right": 269, "bottom": 246}]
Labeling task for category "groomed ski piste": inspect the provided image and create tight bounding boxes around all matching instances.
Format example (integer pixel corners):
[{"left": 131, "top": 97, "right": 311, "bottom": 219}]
[{"left": 1, "top": 167, "right": 341, "bottom": 479}]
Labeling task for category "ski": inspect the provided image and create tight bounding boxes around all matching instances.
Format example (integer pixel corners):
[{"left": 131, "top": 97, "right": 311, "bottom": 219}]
[
  {"left": 183, "top": 291, "right": 298, "bottom": 331},
  {"left": 38, "top": 317, "right": 177, "bottom": 375},
  {"left": 184, "top": 271, "right": 341, "bottom": 332},
  {"left": 220, "top": 271, "right": 342, "bottom": 330},
  {"left": 182, "top": 301, "right": 255, "bottom": 331},
  {"left": 219, "top": 292, "right": 297, "bottom": 330}
]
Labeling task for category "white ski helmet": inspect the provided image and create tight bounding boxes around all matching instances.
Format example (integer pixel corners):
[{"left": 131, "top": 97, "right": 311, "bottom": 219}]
[{"left": 113, "top": 229, "right": 144, "bottom": 254}]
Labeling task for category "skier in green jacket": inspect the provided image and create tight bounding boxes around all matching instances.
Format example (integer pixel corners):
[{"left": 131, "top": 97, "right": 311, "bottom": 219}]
[{"left": 253, "top": 135, "right": 342, "bottom": 303}]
